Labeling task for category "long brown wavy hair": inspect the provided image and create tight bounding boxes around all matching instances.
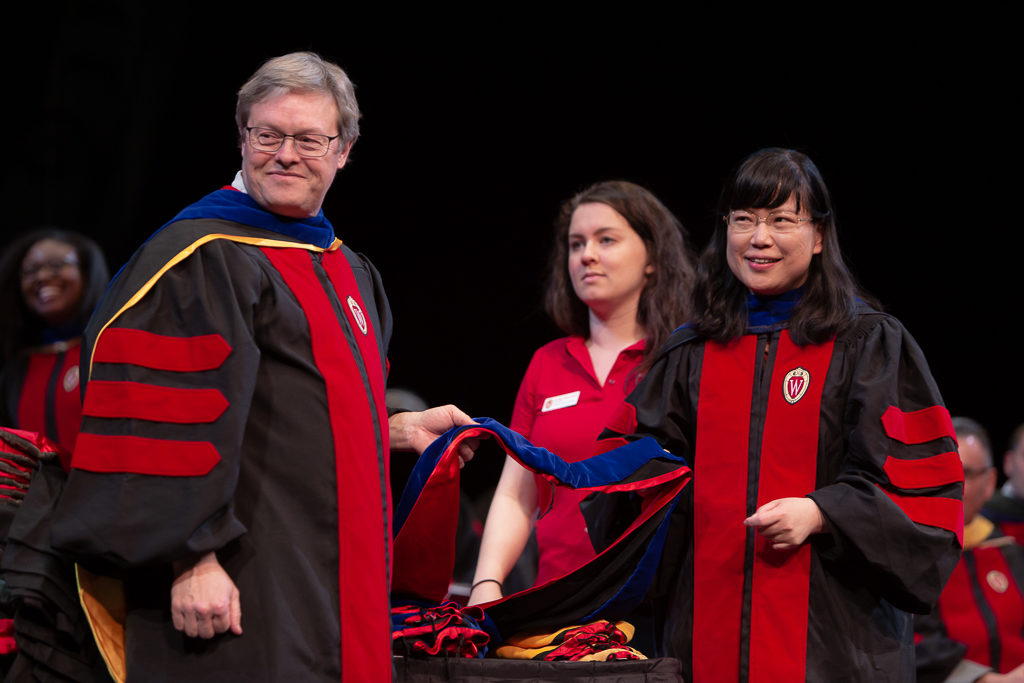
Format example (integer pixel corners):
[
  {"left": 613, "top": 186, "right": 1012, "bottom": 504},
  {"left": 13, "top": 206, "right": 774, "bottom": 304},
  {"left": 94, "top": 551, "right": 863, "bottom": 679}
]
[{"left": 544, "top": 180, "right": 695, "bottom": 370}]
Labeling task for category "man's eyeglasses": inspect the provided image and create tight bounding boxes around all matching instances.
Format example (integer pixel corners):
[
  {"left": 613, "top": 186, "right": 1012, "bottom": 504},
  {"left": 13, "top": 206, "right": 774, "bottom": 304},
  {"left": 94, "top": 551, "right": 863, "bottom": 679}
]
[{"left": 245, "top": 127, "right": 340, "bottom": 158}]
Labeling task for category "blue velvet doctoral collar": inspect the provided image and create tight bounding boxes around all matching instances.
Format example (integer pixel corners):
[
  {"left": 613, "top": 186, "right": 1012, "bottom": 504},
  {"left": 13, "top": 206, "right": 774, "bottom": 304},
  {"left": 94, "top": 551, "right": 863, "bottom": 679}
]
[
  {"left": 746, "top": 287, "right": 803, "bottom": 328},
  {"left": 168, "top": 187, "right": 336, "bottom": 249}
]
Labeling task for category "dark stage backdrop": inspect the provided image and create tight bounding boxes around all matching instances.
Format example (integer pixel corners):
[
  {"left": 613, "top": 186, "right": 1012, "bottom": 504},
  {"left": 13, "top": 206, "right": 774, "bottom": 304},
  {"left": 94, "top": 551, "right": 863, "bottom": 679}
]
[{"left": 2, "top": 7, "right": 1014, "bottom": 493}]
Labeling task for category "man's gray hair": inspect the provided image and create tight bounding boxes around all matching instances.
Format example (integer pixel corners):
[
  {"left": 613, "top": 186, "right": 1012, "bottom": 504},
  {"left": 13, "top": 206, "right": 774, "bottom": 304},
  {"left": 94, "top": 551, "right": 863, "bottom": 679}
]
[{"left": 236, "top": 51, "right": 360, "bottom": 146}]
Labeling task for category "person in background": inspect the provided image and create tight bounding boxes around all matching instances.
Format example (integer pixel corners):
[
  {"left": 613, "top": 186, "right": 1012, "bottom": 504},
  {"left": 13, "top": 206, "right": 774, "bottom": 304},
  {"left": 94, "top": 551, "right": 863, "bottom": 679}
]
[
  {"left": 917, "top": 417, "right": 1024, "bottom": 682},
  {"left": 597, "top": 148, "right": 962, "bottom": 681},
  {"left": 0, "top": 228, "right": 109, "bottom": 459},
  {"left": 982, "top": 425, "right": 1024, "bottom": 545},
  {"left": 469, "top": 180, "right": 693, "bottom": 606}
]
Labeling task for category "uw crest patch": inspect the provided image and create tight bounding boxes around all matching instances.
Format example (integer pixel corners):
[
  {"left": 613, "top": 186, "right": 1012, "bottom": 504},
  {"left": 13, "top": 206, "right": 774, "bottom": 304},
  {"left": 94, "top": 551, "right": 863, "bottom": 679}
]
[
  {"left": 347, "top": 296, "right": 368, "bottom": 335},
  {"left": 63, "top": 365, "right": 80, "bottom": 393},
  {"left": 987, "top": 569, "right": 1010, "bottom": 594},
  {"left": 783, "top": 367, "right": 810, "bottom": 404}
]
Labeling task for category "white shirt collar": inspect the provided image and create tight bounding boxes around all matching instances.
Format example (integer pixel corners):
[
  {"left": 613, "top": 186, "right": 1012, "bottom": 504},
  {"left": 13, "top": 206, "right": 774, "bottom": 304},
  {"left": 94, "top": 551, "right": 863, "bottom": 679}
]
[{"left": 231, "top": 171, "right": 248, "bottom": 194}]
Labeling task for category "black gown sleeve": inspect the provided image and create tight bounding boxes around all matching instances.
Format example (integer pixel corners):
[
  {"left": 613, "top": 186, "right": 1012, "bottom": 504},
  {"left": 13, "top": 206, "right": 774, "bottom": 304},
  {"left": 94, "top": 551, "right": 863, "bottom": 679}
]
[
  {"left": 51, "top": 237, "right": 266, "bottom": 570},
  {"left": 808, "top": 314, "right": 962, "bottom": 612}
]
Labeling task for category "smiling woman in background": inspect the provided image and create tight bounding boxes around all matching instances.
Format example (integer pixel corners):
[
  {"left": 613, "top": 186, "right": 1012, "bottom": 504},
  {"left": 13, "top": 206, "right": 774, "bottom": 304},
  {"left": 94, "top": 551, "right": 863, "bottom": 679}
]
[
  {"left": 0, "top": 228, "right": 109, "bottom": 459},
  {"left": 596, "top": 148, "right": 962, "bottom": 681},
  {"left": 468, "top": 180, "right": 694, "bottom": 607}
]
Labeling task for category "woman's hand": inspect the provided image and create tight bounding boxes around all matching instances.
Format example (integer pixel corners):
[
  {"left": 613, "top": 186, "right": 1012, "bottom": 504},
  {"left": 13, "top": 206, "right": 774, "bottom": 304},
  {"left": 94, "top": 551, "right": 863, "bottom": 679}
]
[
  {"left": 744, "top": 497, "right": 828, "bottom": 550},
  {"left": 171, "top": 552, "right": 242, "bottom": 638}
]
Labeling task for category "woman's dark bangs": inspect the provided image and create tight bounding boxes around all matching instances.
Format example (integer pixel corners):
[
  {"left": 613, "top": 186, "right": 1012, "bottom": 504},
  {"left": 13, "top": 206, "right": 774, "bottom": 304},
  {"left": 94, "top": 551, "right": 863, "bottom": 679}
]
[{"left": 729, "top": 161, "right": 806, "bottom": 211}]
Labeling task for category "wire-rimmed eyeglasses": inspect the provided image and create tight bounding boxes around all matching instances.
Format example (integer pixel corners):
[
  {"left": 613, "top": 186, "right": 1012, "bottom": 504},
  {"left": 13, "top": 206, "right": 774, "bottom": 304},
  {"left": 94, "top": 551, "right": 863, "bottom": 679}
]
[{"left": 245, "top": 126, "right": 340, "bottom": 158}]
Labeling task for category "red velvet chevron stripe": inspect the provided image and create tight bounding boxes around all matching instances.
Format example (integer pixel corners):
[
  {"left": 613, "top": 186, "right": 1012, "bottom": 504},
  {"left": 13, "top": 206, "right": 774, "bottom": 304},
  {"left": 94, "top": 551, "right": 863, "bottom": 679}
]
[
  {"left": 92, "top": 328, "right": 231, "bottom": 372},
  {"left": 73, "top": 434, "right": 220, "bottom": 476},
  {"left": 82, "top": 381, "right": 228, "bottom": 423},
  {"left": 77, "top": 329, "right": 232, "bottom": 475},
  {"left": 883, "top": 452, "right": 964, "bottom": 489},
  {"left": 877, "top": 485, "right": 964, "bottom": 545},
  {"left": 881, "top": 405, "right": 955, "bottom": 445}
]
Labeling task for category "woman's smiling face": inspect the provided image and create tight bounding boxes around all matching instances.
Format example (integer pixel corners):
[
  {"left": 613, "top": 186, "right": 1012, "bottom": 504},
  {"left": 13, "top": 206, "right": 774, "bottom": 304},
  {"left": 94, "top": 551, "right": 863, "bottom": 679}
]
[
  {"left": 725, "top": 193, "right": 822, "bottom": 296},
  {"left": 20, "top": 238, "right": 84, "bottom": 327}
]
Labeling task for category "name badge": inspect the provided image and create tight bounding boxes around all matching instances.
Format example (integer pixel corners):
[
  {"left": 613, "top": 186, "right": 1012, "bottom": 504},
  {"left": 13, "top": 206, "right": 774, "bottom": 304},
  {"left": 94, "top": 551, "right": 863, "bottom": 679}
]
[{"left": 541, "top": 391, "right": 580, "bottom": 413}]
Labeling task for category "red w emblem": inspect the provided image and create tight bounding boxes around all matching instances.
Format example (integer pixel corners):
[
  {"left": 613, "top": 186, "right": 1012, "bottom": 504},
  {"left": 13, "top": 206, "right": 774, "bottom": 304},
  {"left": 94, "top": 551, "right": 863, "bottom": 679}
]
[
  {"left": 783, "top": 368, "right": 810, "bottom": 404},
  {"left": 346, "top": 296, "right": 368, "bottom": 336}
]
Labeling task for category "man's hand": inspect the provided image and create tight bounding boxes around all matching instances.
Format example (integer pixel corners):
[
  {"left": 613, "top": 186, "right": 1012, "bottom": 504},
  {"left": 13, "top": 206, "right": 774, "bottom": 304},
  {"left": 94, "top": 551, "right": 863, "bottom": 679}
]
[
  {"left": 171, "top": 551, "right": 242, "bottom": 638},
  {"left": 744, "top": 497, "right": 828, "bottom": 550},
  {"left": 389, "top": 405, "right": 478, "bottom": 465}
]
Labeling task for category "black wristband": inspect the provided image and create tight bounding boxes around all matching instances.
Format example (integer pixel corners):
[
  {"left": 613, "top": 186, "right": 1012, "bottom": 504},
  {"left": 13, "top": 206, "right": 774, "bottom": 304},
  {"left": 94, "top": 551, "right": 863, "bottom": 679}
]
[{"left": 471, "top": 578, "right": 503, "bottom": 591}]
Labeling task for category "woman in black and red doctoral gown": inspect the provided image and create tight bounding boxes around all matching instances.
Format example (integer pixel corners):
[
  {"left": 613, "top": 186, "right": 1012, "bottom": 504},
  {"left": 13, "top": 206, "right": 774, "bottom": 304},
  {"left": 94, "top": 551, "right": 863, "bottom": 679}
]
[
  {"left": 0, "top": 229, "right": 109, "bottom": 461},
  {"left": 597, "top": 148, "right": 963, "bottom": 682},
  {"left": 0, "top": 229, "right": 108, "bottom": 675}
]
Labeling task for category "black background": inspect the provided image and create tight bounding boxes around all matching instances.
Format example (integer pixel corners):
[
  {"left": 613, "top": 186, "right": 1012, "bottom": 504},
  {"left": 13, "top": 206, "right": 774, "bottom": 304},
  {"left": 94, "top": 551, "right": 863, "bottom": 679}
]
[{"left": 2, "top": 6, "right": 1014, "bottom": 492}]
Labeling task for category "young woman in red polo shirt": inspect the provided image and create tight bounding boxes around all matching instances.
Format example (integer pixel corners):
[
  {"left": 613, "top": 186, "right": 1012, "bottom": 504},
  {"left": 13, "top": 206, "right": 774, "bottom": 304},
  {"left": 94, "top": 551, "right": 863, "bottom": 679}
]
[{"left": 469, "top": 180, "right": 693, "bottom": 605}]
